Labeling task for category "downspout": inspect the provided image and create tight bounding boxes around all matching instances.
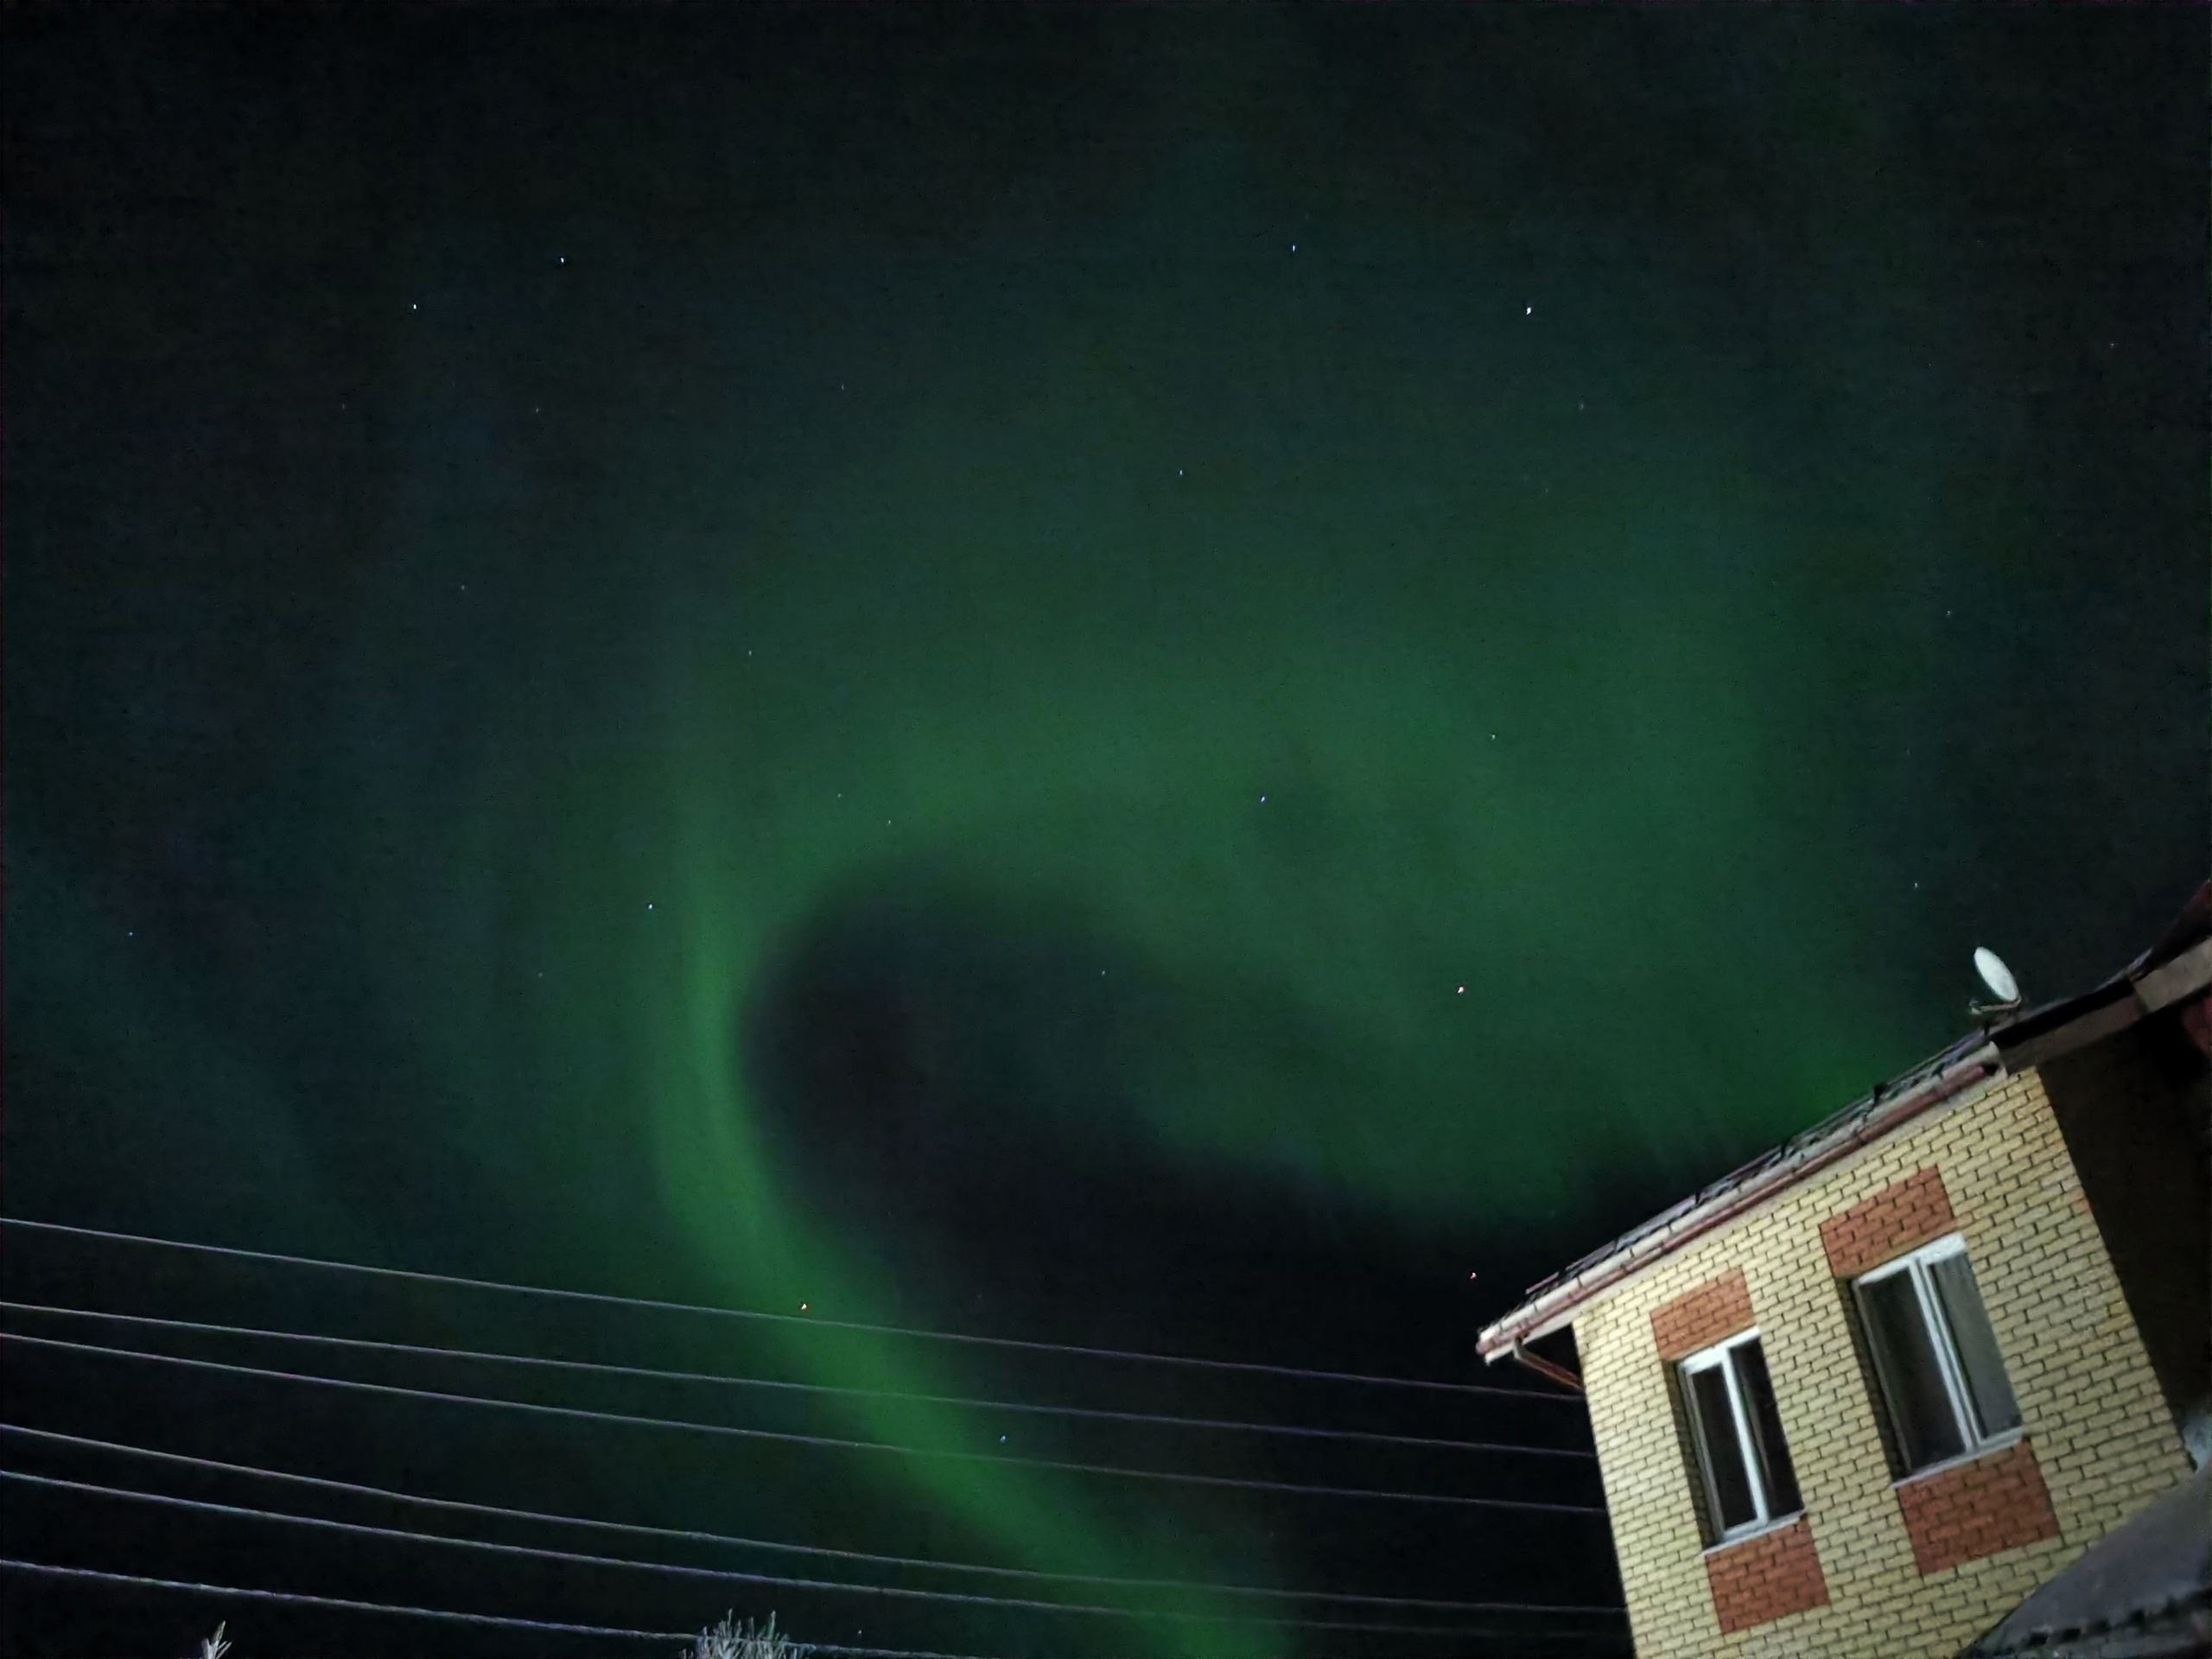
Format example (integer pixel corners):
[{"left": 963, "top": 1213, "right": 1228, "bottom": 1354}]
[{"left": 1510, "top": 1341, "right": 1585, "bottom": 1395}]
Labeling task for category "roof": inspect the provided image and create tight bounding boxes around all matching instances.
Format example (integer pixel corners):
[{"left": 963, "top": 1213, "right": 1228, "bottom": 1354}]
[
  {"left": 1991, "top": 881, "right": 2212, "bottom": 1071},
  {"left": 1478, "top": 880, "right": 2212, "bottom": 1364},
  {"left": 1959, "top": 1461, "right": 2210, "bottom": 1658},
  {"left": 1475, "top": 1031, "right": 1999, "bottom": 1359}
]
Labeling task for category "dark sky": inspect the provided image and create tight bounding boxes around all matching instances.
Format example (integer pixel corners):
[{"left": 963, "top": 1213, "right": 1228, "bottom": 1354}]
[{"left": 3, "top": 9, "right": 2205, "bottom": 1659}]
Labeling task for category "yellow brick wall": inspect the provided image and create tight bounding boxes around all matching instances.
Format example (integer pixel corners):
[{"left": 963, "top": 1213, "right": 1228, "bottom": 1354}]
[{"left": 1574, "top": 1064, "right": 2193, "bottom": 1659}]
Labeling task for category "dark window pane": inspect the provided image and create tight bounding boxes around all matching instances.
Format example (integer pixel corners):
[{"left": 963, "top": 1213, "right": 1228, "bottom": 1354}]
[
  {"left": 1688, "top": 1363, "right": 1757, "bottom": 1533},
  {"left": 1732, "top": 1338, "right": 1802, "bottom": 1516},
  {"left": 1860, "top": 1269, "right": 1965, "bottom": 1471},
  {"left": 1929, "top": 1252, "right": 2021, "bottom": 1440}
]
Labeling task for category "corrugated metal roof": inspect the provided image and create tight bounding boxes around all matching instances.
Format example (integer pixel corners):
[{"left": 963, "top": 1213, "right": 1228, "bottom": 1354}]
[{"left": 1959, "top": 1462, "right": 2209, "bottom": 1658}]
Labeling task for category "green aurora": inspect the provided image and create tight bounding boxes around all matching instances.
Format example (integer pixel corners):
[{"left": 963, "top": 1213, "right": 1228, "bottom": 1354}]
[
  {"left": 316, "top": 207, "right": 2011, "bottom": 1654},
  {"left": 6, "top": 11, "right": 2204, "bottom": 1657}
]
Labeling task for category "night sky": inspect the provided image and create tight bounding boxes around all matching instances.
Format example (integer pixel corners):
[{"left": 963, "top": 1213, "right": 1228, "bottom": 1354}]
[{"left": 3, "top": 9, "right": 2205, "bottom": 1659}]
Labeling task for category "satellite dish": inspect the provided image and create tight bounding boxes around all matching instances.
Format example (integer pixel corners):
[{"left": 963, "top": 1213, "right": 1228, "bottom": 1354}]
[{"left": 1974, "top": 947, "right": 2021, "bottom": 1006}]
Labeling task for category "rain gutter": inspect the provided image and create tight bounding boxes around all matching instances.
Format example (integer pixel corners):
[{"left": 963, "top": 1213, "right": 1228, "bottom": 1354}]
[{"left": 1477, "top": 1045, "right": 2001, "bottom": 1363}]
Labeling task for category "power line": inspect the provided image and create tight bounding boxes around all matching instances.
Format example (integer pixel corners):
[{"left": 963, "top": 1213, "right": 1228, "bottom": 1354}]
[
  {"left": 0, "top": 1560, "right": 1627, "bottom": 1659},
  {"left": 3, "top": 1469, "right": 1599, "bottom": 1642},
  {"left": 0, "top": 1217, "right": 1577, "bottom": 1402},
  {"left": 0, "top": 1556, "right": 685, "bottom": 1643},
  {"left": 1, "top": 1331, "right": 1606, "bottom": 1515},
  {"left": 0, "top": 1558, "right": 976, "bottom": 1657},
  {"left": 2, "top": 1424, "right": 1626, "bottom": 1619},
  {"left": 0, "top": 1300, "right": 1591, "bottom": 1461}
]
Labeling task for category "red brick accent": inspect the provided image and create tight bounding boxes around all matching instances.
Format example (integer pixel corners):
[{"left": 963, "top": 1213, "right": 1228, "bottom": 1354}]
[
  {"left": 1819, "top": 1167, "right": 1955, "bottom": 1279},
  {"left": 1650, "top": 1268, "right": 1754, "bottom": 1360},
  {"left": 1894, "top": 1440, "right": 2059, "bottom": 1576},
  {"left": 1704, "top": 1516, "right": 1830, "bottom": 1634}
]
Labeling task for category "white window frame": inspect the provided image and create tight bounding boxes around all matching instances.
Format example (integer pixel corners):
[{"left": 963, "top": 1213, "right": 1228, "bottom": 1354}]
[
  {"left": 1679, "top": 1328, "right": 1797, "bottom": 1546},
  {"left": 1853, "top": 1233, "right": 2018, "bottom": 1475}
]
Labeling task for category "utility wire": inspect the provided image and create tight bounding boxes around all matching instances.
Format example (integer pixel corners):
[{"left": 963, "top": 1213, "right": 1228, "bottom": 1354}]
[
  {"left": 0, "top": 1217, "right": 1575, "bottom": 1402},
  {"left": 2, "top": 1469, "right": 1599, "bottom": 1641},
  {"left": 1, "top": 1332, "right": 1605, "bottom": 1514},
  {"left": 0, "top": 1557, "right": 689, "bottom": 1645},
  {"left": 1, "top": 1424, "right": 1626, "bottom": 1618},
  {"left": 0, "top": 1560, "right": 1628, "bottom": 1658},
  {"left": 0, "top": 1300, "right": 1591, "bottom": 1461},
  {"left": 0, "top": 1559, "right": 991, "bottom": 1657}
]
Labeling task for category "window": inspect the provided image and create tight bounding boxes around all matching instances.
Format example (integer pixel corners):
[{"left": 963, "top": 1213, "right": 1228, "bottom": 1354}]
[
  {"left": 1679, "top": 1331, "right": 1802, "bottom": 1543},
  {"left": 1853, "top": 1236, "right": 2020, "bottom": 1475}
]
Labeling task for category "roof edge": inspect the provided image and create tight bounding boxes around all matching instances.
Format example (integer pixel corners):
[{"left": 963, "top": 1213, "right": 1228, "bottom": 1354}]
[
  {"left": 1478, "top": 877, "right": 2212, "bottom": 1368},
  {"left": 1475, "top": 1041, "right": 1999, "bottom": 1362}
]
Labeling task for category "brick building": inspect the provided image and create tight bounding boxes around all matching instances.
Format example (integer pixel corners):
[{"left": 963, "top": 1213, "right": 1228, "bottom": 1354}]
[{"left": 1478, "top": 887, "right": 2210, "bottom": 1658}]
